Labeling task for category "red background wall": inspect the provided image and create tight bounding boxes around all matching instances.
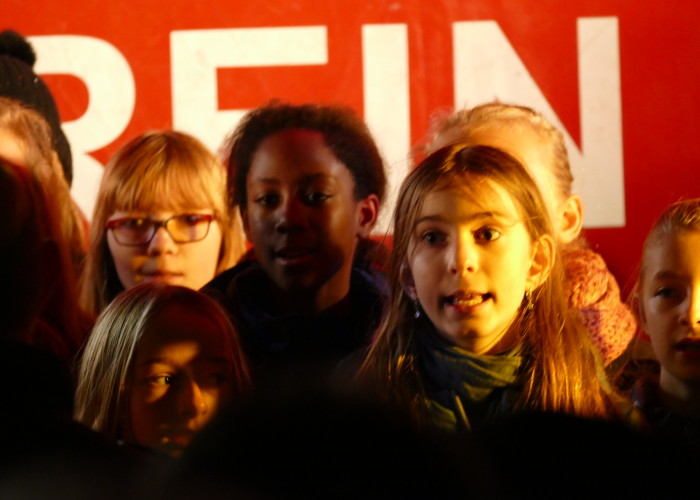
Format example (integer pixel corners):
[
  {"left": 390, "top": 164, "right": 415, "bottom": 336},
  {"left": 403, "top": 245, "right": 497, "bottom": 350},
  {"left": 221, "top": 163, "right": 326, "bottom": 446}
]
[{"left": 7, "top": 0, "right": 700, "bottom": 296}]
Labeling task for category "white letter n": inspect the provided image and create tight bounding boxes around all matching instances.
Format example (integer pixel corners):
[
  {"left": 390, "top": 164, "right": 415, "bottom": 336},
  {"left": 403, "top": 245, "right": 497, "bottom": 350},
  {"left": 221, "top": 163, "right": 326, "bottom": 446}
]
[{"left": 452, "top": 17, "right": 624, "bottom": 228}]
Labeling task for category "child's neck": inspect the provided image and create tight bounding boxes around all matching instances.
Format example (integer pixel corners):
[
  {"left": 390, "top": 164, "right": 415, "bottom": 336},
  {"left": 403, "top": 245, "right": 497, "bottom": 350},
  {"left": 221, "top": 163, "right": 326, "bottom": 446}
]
[
  {"left": 658, "top": 370, "right": 700, "bottom": 418},
  {"left": 270, "top": 282, "right": 351, "bottom": 315}
]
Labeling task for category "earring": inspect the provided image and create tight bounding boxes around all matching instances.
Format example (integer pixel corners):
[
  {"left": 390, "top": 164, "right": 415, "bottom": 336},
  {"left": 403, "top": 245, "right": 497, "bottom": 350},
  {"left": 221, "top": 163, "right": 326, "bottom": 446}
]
[
  {"left": 524, "top": 289, "right": 534, "bottom": 312},
  {"left": 414, "top": 300, "right": 422, "bottom": 319}
]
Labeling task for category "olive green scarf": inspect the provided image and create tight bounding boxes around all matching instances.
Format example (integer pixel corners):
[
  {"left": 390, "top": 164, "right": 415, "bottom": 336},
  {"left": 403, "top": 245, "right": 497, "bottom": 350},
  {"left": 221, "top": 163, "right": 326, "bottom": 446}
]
[{"left": 417, "top": 326, "right": 523, "bottom": 430}]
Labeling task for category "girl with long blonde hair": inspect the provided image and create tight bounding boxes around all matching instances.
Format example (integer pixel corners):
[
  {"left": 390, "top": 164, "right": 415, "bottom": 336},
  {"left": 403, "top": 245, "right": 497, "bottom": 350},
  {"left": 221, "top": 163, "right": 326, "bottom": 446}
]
[
  {"left": 79, "top": 131, "right": 246, "bottom": 316},
  {"left": 360, "top": 144, "right": 624, "bottom": 431}
]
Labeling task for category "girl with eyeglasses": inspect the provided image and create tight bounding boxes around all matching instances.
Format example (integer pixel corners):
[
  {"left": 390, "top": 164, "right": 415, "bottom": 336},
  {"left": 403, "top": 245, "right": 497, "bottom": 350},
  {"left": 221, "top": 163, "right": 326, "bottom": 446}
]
[{"left": 79, "top": 131, "right": 247, "bottom": 316}]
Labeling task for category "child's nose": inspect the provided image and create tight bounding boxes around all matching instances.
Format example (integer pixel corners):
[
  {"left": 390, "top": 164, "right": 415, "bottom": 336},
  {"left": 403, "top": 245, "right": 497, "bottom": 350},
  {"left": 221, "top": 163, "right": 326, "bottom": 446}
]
[
  {"left": 683, "top": 288, "right": 700, "bottom": 333},
  {"left": 147, "top": 225, "right": 178, "bottom": 255},
  {"left": 450, "top": 237, "right": 477, "bottom": 275},
  {"left": 176, "top": 379, "right": 208, "bottom": 418},
  {"left": 274, "top": 197, "right": 306, "bottom": 233}
]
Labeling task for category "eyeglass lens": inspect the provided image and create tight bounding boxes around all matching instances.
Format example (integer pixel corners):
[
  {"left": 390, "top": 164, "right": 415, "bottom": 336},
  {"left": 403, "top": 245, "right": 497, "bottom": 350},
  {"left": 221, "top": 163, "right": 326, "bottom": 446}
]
[{"left": 111, "top": 215, "right": 212, "bottom": 245}]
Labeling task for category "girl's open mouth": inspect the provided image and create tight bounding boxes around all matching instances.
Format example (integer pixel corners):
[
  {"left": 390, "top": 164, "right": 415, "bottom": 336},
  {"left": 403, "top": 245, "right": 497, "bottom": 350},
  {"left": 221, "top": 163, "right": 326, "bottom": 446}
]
[
  {"left": 444, "top": 293, "right": 492, "bottom": 308},
  {"left": 675, "top": 340, "right": 700, "bottom": 352},
  {"left": 274, "top": 246, "right": 316, "bottom": 265}
]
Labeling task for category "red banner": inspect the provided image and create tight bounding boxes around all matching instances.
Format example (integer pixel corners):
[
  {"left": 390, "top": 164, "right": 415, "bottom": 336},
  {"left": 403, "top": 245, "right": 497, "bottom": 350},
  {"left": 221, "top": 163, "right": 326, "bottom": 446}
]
[{"left": 7, "top": 0, "right": 700, "bottom": 291}]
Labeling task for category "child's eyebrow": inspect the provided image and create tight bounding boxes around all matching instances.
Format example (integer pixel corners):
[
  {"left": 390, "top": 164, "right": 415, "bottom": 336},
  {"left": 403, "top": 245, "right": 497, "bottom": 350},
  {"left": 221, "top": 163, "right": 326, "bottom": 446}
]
[
  {"left": 650, "top": 270, "right": 684, "bottom": 280},
  {"left": 250, "top": 173, "right": 334, "bottom": 185},
  {"left": 415, "top": 211, "right": 506, "bottom": 225},
  {"left": 200, "top": 356, "right": 234, "bottom": 366},
  {"left": 248, "top": 177, "right": 280, "bottom": 186},
  {"left": 138, "top": 356, "right": 233, "bottom": 367}
]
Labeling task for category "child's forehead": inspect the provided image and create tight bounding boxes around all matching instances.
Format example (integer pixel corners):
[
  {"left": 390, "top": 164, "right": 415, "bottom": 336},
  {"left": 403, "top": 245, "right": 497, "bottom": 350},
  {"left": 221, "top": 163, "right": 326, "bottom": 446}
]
[
  {"left": 648, "top": 230, "right": 700, "bottom": 261},
  {"left": 116, "top": 199, "right": 210, "bottom": 212},
  {"left": 464, "top": 124, "right": 548, "bottom": 167},
  {"left": 433, "top": 172, "right": 496, "bottom": 196},
  {"left": 249, "top": 128, "right": 353, "bottom": 182},
  {"left": 256, "top": 128, "right": 335, "bottom": 159},
  {"left": 643, "top": 231, "right": 700, "bottom": 281},
  {"left": 113, "top": 182, "right": 217, "bottom": 213},
  {"left": 458, "top": 123, "right": 557, "bottom": 191},
  {"left": 420, "top": 176, "right": 520, "bottom": 217},
  {"left": 140, "top": 303, "right": 231, "bottom": 349},
  {"left": 0, "top": 128, "right": 33, "bottom": 170}
]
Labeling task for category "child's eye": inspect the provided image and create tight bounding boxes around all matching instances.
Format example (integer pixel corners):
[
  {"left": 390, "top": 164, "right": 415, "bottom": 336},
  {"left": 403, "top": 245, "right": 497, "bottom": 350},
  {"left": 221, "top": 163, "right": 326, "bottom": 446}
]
[
  {"left": 303, "top": 192, "right": 331, "bottom": 206},
  {"left": 120, "top": 218, "right": 148, "bottom": 230},
  {"left": 654, "top": 287, "right": 677, "bottom": 299},
  {"left": 178, "top": 214, "right": 212, "bottom": 226},
  {"left": 475, "top": 227, "right": 501, "bottom": 242},
  {"left": 150, "top": 375, "right": 173, "bottom": 386},
  {"left": 421, "top": 230, "right": 447, "bottom": 245},
  {"left": 253, "top": 193, "right": 280, "bottom": 207}
]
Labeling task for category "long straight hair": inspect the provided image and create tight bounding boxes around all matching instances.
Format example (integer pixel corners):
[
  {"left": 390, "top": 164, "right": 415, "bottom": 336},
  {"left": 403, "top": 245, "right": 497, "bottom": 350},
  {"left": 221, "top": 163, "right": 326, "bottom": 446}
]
[{"left": 360, "top": 145, "right": 619, "bottom": 422}]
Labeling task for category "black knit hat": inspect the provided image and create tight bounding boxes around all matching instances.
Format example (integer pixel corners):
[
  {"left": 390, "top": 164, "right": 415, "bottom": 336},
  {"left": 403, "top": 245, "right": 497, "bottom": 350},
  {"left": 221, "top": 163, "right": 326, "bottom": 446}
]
[{"left": 0, "top": 29, "right": 73, "bottom": 185}]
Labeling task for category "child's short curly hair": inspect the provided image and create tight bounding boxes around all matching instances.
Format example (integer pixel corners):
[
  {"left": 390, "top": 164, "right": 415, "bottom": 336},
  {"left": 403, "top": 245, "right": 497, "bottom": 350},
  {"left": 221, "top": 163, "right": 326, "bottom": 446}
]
[{"left": 223, "top": 101, "right": 387, "bottom": 210}]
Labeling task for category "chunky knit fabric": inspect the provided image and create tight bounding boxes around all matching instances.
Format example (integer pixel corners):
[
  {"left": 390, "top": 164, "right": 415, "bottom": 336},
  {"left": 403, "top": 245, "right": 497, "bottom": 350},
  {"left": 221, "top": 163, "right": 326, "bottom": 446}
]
[{"left": 562, "top": 247, "right": 637, "bottom": 365}]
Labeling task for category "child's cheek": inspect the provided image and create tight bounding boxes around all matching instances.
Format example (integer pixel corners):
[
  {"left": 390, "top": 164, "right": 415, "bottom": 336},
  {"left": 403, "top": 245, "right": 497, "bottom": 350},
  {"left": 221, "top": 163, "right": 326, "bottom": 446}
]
[{"left": 129, "top": 388, "right": 164, "bottom": 446}]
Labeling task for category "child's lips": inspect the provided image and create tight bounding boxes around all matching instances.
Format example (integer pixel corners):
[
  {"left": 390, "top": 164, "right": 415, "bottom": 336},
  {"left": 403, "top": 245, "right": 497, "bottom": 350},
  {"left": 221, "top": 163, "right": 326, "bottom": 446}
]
[
  {"left": 274, "top": 246, "right": 316, "bottom": 265},
  {"left": 159, "top": 431, "right": 196, "bottom": 456},
  {"left": 674, "top": 339, "right": 700, "bottom": 352},
  {"left": 140, "top": 269, "right": 183, "bottom": 281},
  {"left": 162, "top": 433, "right": 191, "bottom": 445},
  {"left": 444, "top": 292, "right": 492, "bottom": 310}
]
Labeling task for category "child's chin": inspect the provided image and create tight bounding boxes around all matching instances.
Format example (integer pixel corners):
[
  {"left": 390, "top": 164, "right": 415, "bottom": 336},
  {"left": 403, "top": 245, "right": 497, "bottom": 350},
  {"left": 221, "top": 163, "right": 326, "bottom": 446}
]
[
  {"left": 156, "top": 436, "right": 192, "bottom": 458},
  {"left": 274, "top": 272, "right": 325, "bottom": 292}
]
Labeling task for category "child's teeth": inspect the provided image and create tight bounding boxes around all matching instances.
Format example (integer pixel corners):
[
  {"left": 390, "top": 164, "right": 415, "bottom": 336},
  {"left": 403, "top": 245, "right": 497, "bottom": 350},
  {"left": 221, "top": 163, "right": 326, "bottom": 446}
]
[{"left": 454, "top": 294, "right": 483, "bottom": 307}]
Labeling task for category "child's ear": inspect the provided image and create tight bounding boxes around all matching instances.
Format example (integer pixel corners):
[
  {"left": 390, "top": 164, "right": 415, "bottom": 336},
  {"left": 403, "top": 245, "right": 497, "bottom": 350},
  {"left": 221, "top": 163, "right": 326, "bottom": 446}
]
[
  {"left": 526, "top": 234, "right": 555, "bottom": 290},
  {"left": 399, "top": 262, "right": 418, "bottom": 300},
  {"left": 558, "top": 194, "right": 584, "bottom": 245},
  {"left": 355, "top": 194, "right": 380, "bottom": 238}
]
